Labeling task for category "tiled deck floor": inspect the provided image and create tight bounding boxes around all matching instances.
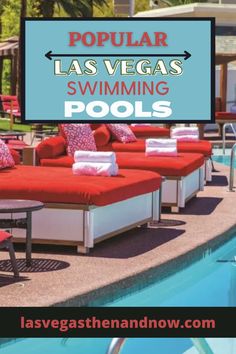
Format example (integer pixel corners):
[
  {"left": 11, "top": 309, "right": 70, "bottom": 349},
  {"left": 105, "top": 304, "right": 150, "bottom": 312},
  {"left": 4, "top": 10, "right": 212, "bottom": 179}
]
[{"left": 0, "top": 161, "right": 235, "bottom": 307}]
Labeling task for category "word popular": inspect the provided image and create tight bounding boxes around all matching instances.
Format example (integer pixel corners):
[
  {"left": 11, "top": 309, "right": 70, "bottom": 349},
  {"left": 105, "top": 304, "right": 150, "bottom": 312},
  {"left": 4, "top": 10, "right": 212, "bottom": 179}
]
[{"left": 68, "top": 31, "right": 168, "bottom": 47}]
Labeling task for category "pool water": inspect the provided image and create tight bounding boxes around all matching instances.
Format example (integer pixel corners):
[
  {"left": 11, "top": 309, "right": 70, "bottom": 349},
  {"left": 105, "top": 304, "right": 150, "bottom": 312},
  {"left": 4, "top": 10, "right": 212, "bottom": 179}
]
[
  {"left": 100, "top": 156, "right": 236, "bottom": 307},
  {"left": 213, "top": 155, "right": 233, "bottom": 167},
  {"left": 2, "top": 338, "right": 236, "bottom": 354},
  {"left": 104, "top": 233, "right": 236, "bottom": 307},
  {"left": 1, "top": 337, "right": 236, "bottom": 354}
]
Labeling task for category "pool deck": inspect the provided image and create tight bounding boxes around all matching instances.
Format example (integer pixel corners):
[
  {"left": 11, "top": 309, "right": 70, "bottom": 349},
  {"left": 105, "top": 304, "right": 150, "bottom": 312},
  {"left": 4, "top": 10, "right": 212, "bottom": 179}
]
[{"left": 0, "top": 161, "right": 236, "bottom": 307}]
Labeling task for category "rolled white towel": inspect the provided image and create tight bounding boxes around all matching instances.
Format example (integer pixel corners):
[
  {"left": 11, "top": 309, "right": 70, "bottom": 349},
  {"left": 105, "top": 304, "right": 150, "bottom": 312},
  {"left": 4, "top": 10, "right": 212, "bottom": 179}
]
[
  {"left": 171, "top": 127, "right": 199, "bottom": 136},
  {"left": 74, "top": 151, "right": 116, "bottom": 164},
  {"left": 145, "top": 146, "right": 177, "bottom": 157},
  {"left": 172, "top": 135, "right": 199, "bottom": 142},
  {"left": 131, "top": 124, "right": 151, "bottom": 127},
  {"left": 72, "top": 162, "right": 118, "bottom": 177},
  {"left": 146, "top": 138, "right": 177, "bottom": 148}
]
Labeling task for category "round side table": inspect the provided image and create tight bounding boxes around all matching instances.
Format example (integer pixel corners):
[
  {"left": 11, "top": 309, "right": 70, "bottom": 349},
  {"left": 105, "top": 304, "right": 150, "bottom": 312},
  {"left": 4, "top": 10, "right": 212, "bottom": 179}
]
[{"left": 0, "top": 199, "right": 44, "bottom": 266}]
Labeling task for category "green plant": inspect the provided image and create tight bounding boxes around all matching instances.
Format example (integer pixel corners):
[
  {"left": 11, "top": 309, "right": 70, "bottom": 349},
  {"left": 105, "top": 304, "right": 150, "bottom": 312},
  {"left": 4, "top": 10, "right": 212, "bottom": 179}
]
[{"left": 32, "top": 0, "right": 108, "bottom": 18}]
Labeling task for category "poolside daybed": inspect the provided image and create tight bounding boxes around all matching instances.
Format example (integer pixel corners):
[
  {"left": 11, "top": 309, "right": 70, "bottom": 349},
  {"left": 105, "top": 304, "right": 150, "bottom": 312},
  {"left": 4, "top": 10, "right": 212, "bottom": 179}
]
[
  {"left": 90, "top": 124, "right": 212, "bottom": 182},
  {"left": 99, "top": 138, "right": 212, "bottom": 182},
  {"left": 34, "top": 137, "right": 205, "bottom": 212},
  {"left": 38, "top": 124, "right": 212, "bottom": 182},
  {"left": 0, "top": 164, "right": 162, "bottom": 253}
]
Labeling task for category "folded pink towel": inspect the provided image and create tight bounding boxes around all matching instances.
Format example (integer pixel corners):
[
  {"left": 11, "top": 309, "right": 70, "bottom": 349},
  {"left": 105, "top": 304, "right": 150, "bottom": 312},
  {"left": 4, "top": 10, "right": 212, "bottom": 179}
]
[
  {"left": 146, "top": 138, "right": 177, "bottom": 148},
  {"left": 171, "top": 127, "right": 199, "bottom": 137},
  {"left": 145, "top": 147, "right": 177, "bottom": 157},
  {"left": 172, "top": 135, "right": 199, "bottom": 142},
  {"left": 145, "top": 138, "right": 177, "bottom": 156},
  {"left": 74, "top": 151, "right": 116, "bottom": 164},
  {"left": 131, "top": 124, "right": 151, "bottom": 127},
  {"left": 72, "top": 162, "right": 118, "bottom": 176}
]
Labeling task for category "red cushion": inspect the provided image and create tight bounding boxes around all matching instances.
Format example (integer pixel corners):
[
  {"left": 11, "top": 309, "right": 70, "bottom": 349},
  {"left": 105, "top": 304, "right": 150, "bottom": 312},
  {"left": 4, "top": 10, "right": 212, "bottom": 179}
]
[
  {"left": 116, "top": 152, "right": 204, "bottom": 177},
  {"left": 215, "top": 112, "right": 236, "bottom": 120},
  {"left": 41, "top": 152, "right": 204, "bottom": 177},
  {"left": 0, "top": 166, "right": 162, "bottom": 206},
  {"left": 99, "top": 139, "right": 212, "bottom": 157},
  {"left": 0, "top": 231, "right": 11, "bottom": 243},
  {"left": 100, "top": 139, "right": 146, "bottom": 152},
  {"left": 36, "top": 136, "right": 66, "bottom": 160},
  {"left": 41, "top": 155, "right": 73, "bottom": 167},
  {"left": 177, "top": 141, "right": 212, "bottom": 157},
  {"left": 93, "top": 124, "right": 111, "bottom": 147},
  {"left": 130, "top": 126, "right": 170, "bottom": 138},
  {"left": 10, "top": 149, "right": 21, "bottom": 165}
]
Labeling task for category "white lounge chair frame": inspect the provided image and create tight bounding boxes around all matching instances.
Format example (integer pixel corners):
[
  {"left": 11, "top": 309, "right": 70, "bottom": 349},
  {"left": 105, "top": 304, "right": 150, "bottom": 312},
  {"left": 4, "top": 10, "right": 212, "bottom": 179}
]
[{"left": 0, "top": 190, "right": 160, "bottom": 254}]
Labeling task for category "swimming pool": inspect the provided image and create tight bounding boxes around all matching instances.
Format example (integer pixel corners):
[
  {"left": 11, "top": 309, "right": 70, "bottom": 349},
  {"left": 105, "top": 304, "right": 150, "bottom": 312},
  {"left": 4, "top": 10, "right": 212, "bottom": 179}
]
[
  {"left": 1, "top": 337, "right": 236, "bottom": 354},
  {"left": 100, "top": 229, "right": 236, "bottom": 307},
  {"left": 97, "top": 156, "right": 236, "bottom": 307},
  {"left": 213, "top": 155, "right": 234, "bottom": 167}
]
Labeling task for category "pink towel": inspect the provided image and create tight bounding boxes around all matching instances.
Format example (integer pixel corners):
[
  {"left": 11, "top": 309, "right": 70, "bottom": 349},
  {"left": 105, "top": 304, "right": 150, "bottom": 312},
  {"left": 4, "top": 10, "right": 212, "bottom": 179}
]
[
  {"left": 72, "top": 162, "right": 118, "bottom": 176},
  {"left": 145, "top": 138, "right": 177, "bottom": 156},
  {"left": 172, "top": 135, "right": 199, "bottom": 142},
  {"left": 131, "top": 124, "right": 151, "bottom": 127},
  {"left": 74, "top": 151, "right": 116, "bottom": 164},
  {"left": 145, "top": 147, "right": 177, "bottom": 157},
  {"left": 146, "top": 138, "right": 177, "bottom": 148},
  {"left": 171, "top": 127, "right": 199, "bottom": 137}
]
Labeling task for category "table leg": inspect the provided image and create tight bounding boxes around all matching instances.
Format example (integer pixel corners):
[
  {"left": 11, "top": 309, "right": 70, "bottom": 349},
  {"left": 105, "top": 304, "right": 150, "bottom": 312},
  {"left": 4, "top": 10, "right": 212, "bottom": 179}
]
[
  {"left": 26, "top": 211, "right": 32, "bottom": 267},
  {"left": 7, "top": 239, "right": 19, "bottom": 277}
]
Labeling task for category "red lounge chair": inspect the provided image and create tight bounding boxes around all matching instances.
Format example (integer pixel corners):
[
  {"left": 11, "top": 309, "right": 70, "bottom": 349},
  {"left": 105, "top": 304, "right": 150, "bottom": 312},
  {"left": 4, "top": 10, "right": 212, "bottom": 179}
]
[
  {"left": 34, "top": 137, "right": 205, "bottom": 212},
  {"left": 0, "top": 95, "right": 21, "bottom": 122},
  {"left": 58, "top": 124, "right": 211, "bottom": 180},
  {"left": 0, "top": 231, "right": 19, "bottom": 277},
  {"left": 0, "top": 165, "right": 162, "bottom": 253},
  {"left": 215, "top": 112, "right": 236, "bottom": 138},
  {"left": 215, "top": 112, "right": 236, "bottom": 123},
  {"left": 100, "top": 139, "right": 212, "bottom": 182},
  {"left": 92, "top": 124, "right": 212, "bottom": 182}
]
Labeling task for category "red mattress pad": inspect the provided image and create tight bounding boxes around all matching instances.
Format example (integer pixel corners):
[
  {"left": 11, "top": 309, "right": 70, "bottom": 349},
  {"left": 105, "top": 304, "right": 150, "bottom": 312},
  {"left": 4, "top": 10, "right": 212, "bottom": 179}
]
[
  {"left": 100, "top": 139, "right": 212, "bottom": 157},
  {"left": 0, "top": 165, "right": 161, "bottom": 206},
  {"left": 130, "top": 126, "right": 170, "bottom": 138},
  {"left": 116, "top": 152, "right": 204, "bottom": 177},
  {"left": 40, "top": 152, "right": 204, "bottom": 177},
  {"left": 177, "top": 141, "right": 212, "bottom": 157}
]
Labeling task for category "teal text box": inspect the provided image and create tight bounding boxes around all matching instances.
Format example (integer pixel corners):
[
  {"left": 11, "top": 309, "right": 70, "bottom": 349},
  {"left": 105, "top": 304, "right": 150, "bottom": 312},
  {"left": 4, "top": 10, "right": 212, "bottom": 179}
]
[{"left": 22, "top": 18, "right": 215, "bottom": 123}]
